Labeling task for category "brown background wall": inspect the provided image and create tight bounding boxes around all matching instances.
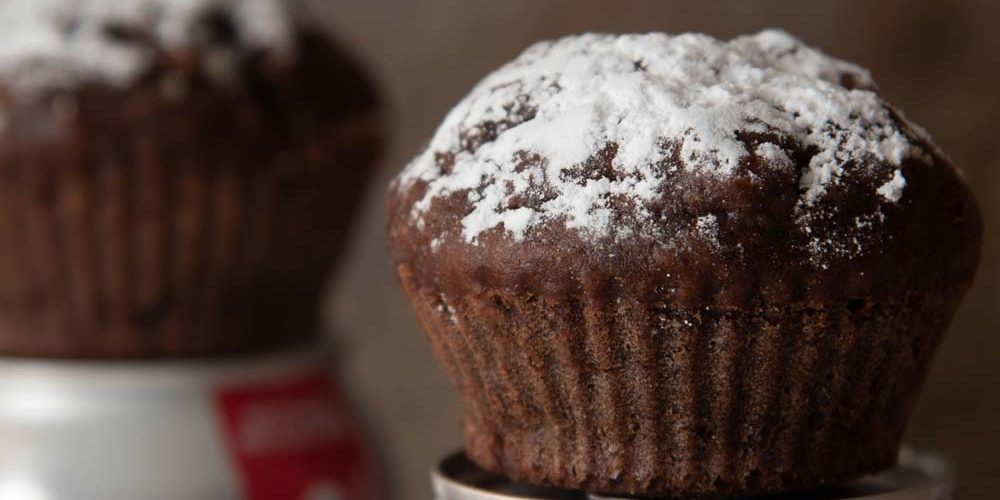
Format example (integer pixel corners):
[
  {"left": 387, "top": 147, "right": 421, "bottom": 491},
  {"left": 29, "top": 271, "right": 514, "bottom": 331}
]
[{"left": 309, "top": 1, "right": 999, "bottom": 498}]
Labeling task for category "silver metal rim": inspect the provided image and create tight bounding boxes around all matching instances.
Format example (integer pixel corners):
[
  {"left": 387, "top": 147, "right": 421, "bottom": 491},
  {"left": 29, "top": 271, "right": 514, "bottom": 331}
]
[{"left": 433, "top": 448, "right": 955, "bottom": 500}]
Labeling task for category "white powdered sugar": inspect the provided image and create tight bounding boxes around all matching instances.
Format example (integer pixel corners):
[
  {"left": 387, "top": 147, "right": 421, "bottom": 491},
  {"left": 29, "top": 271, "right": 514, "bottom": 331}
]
[
  {"left": 398, "top": 30, "right": 926, "bottom": 253},
  {"left": 695, "top": 214, "right": 720, "bottom": 246},
  {"left": 754, "top": 142, "right": 794, "bottom": 169},
  {"left": 0, "top": 0, "right": 295, "bottom": 93},
  {"left": 876, "top": 169, "right": 907, "bottom": 203}
]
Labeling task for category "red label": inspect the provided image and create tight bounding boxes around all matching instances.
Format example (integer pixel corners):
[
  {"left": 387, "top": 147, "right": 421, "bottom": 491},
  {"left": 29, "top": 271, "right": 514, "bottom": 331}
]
[{"left": 215, "top": 373, "right": 379, "bottom": 500}]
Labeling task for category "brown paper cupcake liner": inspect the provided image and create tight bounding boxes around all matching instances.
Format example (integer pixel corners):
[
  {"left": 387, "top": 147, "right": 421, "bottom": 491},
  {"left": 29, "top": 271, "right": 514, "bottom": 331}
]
[
  {"left": 398, "top": 263, "right": 963, "bottom": 497},
  {"left": 0, "top": 110, "right": 380, "bottom": 358}
]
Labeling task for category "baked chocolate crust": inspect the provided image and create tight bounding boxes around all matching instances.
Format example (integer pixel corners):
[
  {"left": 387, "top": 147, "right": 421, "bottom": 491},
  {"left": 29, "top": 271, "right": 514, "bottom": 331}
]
[
  {"left": 0, "top": 32, "right": 381, "bottom": 357},
  {"left": 388, "top": 31, "right": 982, "bottom": 308},
  {"left": 390, "top": 143, "right": 980, "bottom": 310},
  {"left": 388, "top": 32, "right": 981, "bottom": 309}
]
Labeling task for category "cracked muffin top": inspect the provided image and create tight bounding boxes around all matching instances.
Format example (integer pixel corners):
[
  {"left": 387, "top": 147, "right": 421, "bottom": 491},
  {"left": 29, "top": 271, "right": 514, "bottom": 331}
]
[{"left": 389, "top": 30, "right": 980, "bottom": 306}]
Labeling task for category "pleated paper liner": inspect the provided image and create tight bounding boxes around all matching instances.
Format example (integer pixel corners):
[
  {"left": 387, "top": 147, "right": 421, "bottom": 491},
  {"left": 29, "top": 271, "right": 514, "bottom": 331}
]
[
  {"left": 0, "top": 108, "right": 381, "bottom": 358},
  {"left": 399, "top": 262, "right": 962, "bottom": 497}
]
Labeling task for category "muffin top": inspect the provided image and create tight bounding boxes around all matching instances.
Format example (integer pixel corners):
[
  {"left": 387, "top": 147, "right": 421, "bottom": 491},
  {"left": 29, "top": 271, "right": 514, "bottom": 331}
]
[
  {"left": 0, "top": 0, "right": 297, "bottom": 95},
  {"left": 389, "top": 31, "right": 981, "bottom": 305},
  {"left": 0, "top": 0, "right": 378, "bottom": 157}
]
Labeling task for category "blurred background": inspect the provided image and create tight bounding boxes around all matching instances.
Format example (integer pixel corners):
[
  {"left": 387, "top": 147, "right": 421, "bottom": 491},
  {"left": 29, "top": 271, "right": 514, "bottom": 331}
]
[{"left": 307, "top": 1, "right": 999, "bottom": 498}]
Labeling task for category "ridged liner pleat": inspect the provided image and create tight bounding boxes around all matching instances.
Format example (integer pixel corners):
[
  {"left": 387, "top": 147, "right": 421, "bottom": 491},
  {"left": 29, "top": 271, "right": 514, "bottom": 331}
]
[
  {"left": 403, "top": 278, "right": 963, "bottom": 498},
  {"left": 0, "top": 109, "right": 381, "bottom": 358},
  {"left": 580, "top": 275, "right": 627, "bottom": 486},
  {"left": 25, "top": 150, "right": 75, "bottom": 352},
  {"left": 556, "top": 298, "right": 592, "bottom": 484},
  {"left": 0, "top": 169, "right": 26, "bottom": 310},
  {"left": 483, "top": 293, "right": 555, "bottom": 476},
  {"left": 621, "top": 281, "right": 659, "bottom": 490},
  {"left": 202, "top": 166, "right": 243, "bottom": 352},
  {"left": 452, "top": 292, "right": 511, "bottom": 461},
  {"left": 133, "top": 132, "right": 166, "bottom": 351},
  {"left": 700, "top": 310, "right": 740, "bottom": 488}
]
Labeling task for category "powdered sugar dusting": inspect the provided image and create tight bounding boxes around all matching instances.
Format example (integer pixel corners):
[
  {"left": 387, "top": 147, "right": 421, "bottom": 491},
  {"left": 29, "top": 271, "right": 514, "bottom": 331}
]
[
  {"left": 695, "top": 214, "right": 720, "bottom": 246},
  {"left": 0, "top": 0, "right": 295, "bottom": 93},
  {"left": 877, "top": 169, "right": 907, "bottom": 203},
  {"left": 755, "top": 142, "right": 793, "bottom": 169},
  {"left": 399, "top": 30, "right": 925, "bottom": 257}
]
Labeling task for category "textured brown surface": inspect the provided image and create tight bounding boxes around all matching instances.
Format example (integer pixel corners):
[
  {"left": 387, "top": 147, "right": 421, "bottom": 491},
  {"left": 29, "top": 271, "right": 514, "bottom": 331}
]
[
  {"left": 389, "top": 146, "right": 979, "bottom": 312},
  {"left": 0, "top": 32, "right": 381, "bottom": 357},
  {"left": 384, "top": 17, "right": 982, "bottom": 499},
  {"left": 313, "top": 1, "right": 999, "bottom": 498},
  {"left": 397, "top": 261, "right": 967, "bottom": 496}
]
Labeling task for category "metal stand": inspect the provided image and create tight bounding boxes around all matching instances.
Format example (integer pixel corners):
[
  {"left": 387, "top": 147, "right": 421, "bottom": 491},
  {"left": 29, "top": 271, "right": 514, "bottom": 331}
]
[{"left": 433, "top": 448, "right": 954, "bottom": 500}]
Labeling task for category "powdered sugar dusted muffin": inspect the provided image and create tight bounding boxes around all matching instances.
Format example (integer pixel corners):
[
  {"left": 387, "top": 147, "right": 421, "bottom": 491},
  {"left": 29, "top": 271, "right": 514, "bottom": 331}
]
[
  {"left": 0, "top": 0, "right": 381, "bottom": 357},
  {"left": 388, "top": 31, "right": 980, "bottom": 496}
]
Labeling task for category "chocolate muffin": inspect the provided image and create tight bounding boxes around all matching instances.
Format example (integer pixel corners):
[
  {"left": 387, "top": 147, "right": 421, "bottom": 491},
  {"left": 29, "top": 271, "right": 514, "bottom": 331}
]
[
  {"left": 388, "top": 31, "right": 981, "bottom": 497},
  {"left": 0, "top": 0, "right": 381, "bottom": 357}
]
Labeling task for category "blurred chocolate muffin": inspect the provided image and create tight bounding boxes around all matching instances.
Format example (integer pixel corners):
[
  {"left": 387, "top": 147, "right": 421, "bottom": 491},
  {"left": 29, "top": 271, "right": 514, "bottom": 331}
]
[
  {"left": 0, "top": 0, "right": 381, "bottom": 357},
  {"left": 388, "top": 31, "right": 981, "bottom": 497}
]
